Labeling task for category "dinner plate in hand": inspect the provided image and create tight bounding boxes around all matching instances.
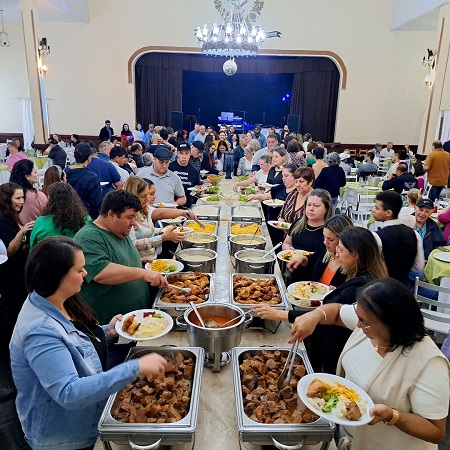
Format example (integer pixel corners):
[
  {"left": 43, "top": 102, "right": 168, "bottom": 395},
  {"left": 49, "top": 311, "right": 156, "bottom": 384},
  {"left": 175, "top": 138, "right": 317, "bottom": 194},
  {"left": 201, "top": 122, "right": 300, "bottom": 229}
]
[
  {"left": 287, "top": 281, "right": 329, "bottom": 300},
  {"left": 115, "top": 309, "right": 173, "bottom": 342},
  {"left": 297, "top": 373, "right": 375, "bottom": 426},
  {"left": 434, "top": 251, "right": 450, "bottom": 262}
]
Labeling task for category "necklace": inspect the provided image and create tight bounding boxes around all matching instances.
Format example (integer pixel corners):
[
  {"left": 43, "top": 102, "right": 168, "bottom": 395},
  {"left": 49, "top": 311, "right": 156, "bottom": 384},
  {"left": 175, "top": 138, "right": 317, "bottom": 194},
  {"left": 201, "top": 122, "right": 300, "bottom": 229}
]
[
  {"left": 305, "top": 224, "right": 324, "bottom": 232},
  {"left": 72, "top": 320, "right": 101, "bottom": 343}
]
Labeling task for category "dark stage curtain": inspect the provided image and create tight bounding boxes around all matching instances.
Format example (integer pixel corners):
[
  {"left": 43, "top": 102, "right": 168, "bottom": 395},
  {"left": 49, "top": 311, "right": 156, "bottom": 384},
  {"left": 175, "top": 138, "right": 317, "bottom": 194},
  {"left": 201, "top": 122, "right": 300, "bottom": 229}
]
[{"left": 135, "top": 53, "right": 340, "bottom": 142}]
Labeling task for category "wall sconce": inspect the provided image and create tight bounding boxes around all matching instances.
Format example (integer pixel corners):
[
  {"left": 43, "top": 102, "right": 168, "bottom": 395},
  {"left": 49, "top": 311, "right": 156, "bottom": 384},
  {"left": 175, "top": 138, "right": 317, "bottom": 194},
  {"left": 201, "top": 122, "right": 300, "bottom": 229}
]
[
  {"left": 38, "top": 37, "right": 50, "bottom": 58},
  {"left": 423, "top": 48, "right": 436, "bottom": 89}
]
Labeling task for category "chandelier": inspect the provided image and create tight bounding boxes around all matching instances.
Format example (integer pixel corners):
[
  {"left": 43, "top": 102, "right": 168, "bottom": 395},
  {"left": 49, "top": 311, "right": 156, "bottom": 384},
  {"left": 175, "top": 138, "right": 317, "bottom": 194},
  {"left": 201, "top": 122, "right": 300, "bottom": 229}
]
[
  {"left": 195, "top": 0, "right": 278, "bottom": 75},
  {"left": 0, "top": 10, "right": 10, "bottom": 48},
  {"left": 422, "top": 48, "right": 436, "bottom": 89}
]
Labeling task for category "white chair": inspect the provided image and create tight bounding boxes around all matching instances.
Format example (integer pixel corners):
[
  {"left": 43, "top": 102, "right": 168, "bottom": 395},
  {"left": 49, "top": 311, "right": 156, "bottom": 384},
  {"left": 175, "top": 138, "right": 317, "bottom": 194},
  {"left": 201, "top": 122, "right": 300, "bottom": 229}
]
[
  {"left": 414, "top": 277, "right": 450, "bottom": 335},
  {"left": 0, "top": 144, "right": 7, "bottom": 164},
  {"left": 357, "top": 194, "right": 376, "bottom": 210},
  {"left": 347, "top": 206, "right": 372, "bottom": 227}
]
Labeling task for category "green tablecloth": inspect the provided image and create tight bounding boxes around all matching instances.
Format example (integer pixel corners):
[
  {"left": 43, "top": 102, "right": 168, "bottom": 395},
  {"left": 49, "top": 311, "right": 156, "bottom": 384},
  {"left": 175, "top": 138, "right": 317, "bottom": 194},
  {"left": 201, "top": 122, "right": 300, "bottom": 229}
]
[
  {"left": 424, "top": 247, "right": 450, "bottom": 285},
  {"left": 340, "top": 182, "right": 383, "bottom": 197},
  {"left": 30, "top": 156, "right": 50, "bottom": 169},
  {"left": 0, "top": 164, "right": 9, "bottom": 172}
]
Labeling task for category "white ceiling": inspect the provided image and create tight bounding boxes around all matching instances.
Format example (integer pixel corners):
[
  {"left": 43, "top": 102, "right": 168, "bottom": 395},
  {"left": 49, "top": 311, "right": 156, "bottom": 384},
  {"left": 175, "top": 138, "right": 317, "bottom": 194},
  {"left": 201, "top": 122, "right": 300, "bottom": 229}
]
[{"left": 0, "top": 0, "right": 89, "bottom": 23}]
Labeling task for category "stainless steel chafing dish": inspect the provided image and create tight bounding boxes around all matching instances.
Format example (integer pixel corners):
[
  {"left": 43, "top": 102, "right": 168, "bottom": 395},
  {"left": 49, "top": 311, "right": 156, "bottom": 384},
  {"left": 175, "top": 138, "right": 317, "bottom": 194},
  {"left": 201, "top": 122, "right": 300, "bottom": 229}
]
[
  {"left": 227, "top": 221, "right": 263, "bottom": 238},
  {"left": 231, "top": 204, "right": 262, "bottom": 223},
  {"left": 230, "top": 273, "right": 289, "bottom": 316},
  {"left": 191, "top": 204, "right": 221, "bottom": 221},
  {"left": 98, "top": 346, "right": 204, "bottom": 449},
  {"left": 153, "top": 272, "right": 216, "bottom": 317},
  {"left": 232, "top": 347, "right": 334, "bottom": 449},
  {"left": 183, "top": 219, "right": 218, "bottom": 235}
]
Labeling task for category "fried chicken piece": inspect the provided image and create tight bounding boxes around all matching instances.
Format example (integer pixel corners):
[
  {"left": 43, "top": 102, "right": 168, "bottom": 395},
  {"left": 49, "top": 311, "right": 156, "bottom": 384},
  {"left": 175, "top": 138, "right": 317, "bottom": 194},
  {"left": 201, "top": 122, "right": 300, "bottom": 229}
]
[
  {"left": 345, "top": 401, "right": 362, "bottom": 421},
  {"left": 122, "top": 314, "right": 135, "bottom": 331},
  {"left": 126, "top": 320, "right": 141, "bottom": 335},
  {"left": 306, "top": 379, "right": 328, "bottom": 398}
]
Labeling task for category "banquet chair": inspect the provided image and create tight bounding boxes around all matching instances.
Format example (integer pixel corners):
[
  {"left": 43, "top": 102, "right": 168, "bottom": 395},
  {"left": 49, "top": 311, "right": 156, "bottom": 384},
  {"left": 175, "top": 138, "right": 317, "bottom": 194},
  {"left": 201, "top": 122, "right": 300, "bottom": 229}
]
[
  {"left": 414, "top": 277, "right": 450, "bottom": 335},
  {"left": 347, "top": 206, "right": 372, "bottom": 227},
  {"left": 357, "top": 194, "right": 376, "bottom": 210}
]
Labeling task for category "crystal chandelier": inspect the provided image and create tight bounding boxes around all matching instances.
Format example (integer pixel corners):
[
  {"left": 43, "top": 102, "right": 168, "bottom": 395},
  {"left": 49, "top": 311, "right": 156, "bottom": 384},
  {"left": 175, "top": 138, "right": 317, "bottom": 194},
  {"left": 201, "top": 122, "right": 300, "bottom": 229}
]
[{"left": 195, "top": 0, "right": 269, "bottom": 75}]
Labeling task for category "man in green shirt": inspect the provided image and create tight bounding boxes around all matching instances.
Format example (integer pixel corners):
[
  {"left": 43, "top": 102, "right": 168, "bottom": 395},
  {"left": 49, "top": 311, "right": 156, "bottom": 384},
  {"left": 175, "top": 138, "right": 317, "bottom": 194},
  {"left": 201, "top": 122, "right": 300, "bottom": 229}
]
[{"left": 74, "top": 190, "right": 167, "bottom": 367}]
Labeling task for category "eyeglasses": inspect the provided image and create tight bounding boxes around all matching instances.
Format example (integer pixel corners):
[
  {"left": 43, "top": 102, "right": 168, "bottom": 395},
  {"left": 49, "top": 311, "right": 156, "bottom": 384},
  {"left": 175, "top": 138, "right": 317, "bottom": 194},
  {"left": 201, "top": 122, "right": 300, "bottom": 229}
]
[
  {"left": 352, "top": 303, "right": 382, "bottom": 330},
  {"left": 335, "top": 246, "right": 350, "bottom": 255}
]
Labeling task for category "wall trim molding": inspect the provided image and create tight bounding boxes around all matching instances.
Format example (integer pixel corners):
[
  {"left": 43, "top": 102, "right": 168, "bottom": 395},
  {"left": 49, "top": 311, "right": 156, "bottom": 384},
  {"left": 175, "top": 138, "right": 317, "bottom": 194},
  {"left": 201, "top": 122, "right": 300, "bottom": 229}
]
[{"left": 127, "top": 46, "right": 347, "bottom": 90}]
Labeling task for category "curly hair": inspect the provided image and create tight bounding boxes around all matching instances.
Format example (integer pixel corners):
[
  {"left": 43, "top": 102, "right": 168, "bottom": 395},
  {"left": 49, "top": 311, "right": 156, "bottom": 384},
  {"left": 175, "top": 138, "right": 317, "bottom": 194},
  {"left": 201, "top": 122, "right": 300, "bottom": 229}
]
[
  {"left": 0, "top": 182, "right": 23, "bottom": 226},
  {"left": 10, "top": 159, "right": 36, "bottom": 194},
  {"left": 43, "top": 183, "right": 88, "bottom": 234}
]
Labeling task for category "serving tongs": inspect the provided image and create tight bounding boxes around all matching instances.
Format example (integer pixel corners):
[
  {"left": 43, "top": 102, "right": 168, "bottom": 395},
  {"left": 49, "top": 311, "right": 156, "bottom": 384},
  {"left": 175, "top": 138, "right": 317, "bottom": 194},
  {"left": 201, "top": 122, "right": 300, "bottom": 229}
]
[
  {"left": 191, "top": 216, "right": 205, "bottom": 229},
  {"left": 277, "top": 340, "right": 299, "bottom": 389},
  {"left": 167, "top": 284, "right": 192, "bottom": 294}
]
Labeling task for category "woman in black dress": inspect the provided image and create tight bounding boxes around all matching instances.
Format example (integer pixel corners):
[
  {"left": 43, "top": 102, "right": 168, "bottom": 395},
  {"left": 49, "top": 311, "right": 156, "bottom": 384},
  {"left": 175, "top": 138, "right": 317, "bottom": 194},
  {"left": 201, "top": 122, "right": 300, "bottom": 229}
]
[{"left": 0, "top": 182, "right": 35, "bottom": 354}]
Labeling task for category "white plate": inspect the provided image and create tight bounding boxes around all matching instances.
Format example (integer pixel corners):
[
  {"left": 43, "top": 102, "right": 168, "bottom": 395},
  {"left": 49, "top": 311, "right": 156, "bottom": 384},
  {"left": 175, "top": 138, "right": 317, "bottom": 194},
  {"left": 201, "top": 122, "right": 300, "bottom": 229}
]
[
  {"left": 115, "top": 309, "right": 173, "bottom": 342},
  {"left": 258, "top": 183, "right": 278, "bottom": 189},
  {"left": 145, "top": 259, "right": 184, "bottom": 274},
  {"left": 200, "top": 170, "right": 209, "bottom": 174},
  {"left": 263, "top": 199, "right": 285, "bottom": 207},
  {"left": 0, "top": 255, "right": 7, "bottom": 264},
  {"left": 434, "top": 251, "right": 450, "bottom": 262},
  {"left": 277, "top": 249, "right": 310, "bottom": 262},
  {"left": 286, "top": 294, "right": 322, "bottom": 310},
  {"left": 297, "top": 373, "right": 375, "bottom": 426},
  {"left": 201, "top": 196, "right": 221, "bottom": 203},
  {"left": 161, "top": 217, "right": 185, "bottom": 224},
  {"left": 153, "top": 202, "right": 178, "bottom": 208},
  {"left": 267, "top": 220, "right": 291, "bottom": 230},
  {"left": 287, "top": 281, "right": 330, "bottom": 300},
  {"left": 162, "top": 226, "right": 194, "bottom": 237},
  {"left": 100, "top": 181, "right": 109, "bottom": 186},
  {"left": 187, "top": 185, "right": 206, "bottom": 192},
  {"left": 365, "top": 186, "right": 379, "bottom": 191}
]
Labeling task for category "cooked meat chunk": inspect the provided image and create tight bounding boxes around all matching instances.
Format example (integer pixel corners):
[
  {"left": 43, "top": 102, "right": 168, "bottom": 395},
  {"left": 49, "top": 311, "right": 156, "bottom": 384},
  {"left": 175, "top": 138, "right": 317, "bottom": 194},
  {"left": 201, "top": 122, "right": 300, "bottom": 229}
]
[
  {"left": 161, "top": 273, "right": 210, "bottom": 304},
  {"left": 307, "top": 379, "right": 328, "bottom": 398},
  {"left": 345, "top": 401, "right": 362, "bottom": 421}
]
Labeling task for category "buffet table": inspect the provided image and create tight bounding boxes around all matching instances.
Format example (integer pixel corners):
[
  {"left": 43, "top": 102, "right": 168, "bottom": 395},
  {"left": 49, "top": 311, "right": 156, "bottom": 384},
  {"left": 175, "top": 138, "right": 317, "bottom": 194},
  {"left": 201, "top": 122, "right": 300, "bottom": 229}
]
[{"left": 94, "top": 178, "right": 336, "bottom": 450}]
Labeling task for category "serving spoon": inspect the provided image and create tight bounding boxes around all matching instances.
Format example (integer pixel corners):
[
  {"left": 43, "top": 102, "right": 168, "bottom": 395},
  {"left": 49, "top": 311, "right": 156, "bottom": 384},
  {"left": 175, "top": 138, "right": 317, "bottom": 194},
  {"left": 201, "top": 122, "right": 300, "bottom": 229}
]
[
  {"left": 167, "top": 284, "right": 192, "bottom": 294},
  {"left": 189, "top": 301, "right": 206, "bottom": 327},
  {"left": 246, "top": 242, "right": 282, "bottom": 262},
  {"left": 204, "top": 309, "right": 254, "bottom": 328}
]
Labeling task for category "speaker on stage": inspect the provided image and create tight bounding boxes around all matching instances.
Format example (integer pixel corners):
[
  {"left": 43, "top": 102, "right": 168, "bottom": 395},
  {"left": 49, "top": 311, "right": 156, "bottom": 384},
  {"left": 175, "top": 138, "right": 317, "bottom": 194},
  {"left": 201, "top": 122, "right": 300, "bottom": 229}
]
[
  {"left": 287, "top": 114, "right": 301, "bottom": 133},
  {"left": 171, "top": 111, "right": 183, "bottom": 131}
]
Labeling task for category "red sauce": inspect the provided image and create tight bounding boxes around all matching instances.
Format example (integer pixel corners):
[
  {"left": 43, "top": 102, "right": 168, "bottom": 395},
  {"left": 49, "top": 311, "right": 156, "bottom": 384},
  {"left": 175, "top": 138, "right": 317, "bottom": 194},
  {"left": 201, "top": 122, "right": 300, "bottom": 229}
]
[{"left": 190, "top": 315, "right": 236, "bottom": 328}]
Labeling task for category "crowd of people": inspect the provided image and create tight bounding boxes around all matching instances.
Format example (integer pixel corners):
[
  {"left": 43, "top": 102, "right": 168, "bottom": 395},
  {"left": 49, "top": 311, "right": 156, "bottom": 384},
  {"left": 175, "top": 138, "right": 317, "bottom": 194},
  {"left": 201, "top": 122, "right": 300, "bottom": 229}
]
[{"left": 1, "top": 121, "right": 450, "bottom": 450}]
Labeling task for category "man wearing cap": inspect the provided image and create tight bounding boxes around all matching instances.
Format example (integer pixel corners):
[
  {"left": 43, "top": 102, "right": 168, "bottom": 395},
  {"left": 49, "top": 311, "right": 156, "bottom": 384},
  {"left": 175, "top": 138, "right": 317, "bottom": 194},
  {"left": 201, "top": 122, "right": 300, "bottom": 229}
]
[
  {"left": 190, "top": 141, "right": 204, "bottom": 172},
  {"left": 138, "top": 147, "right": 187, "bottom": 206},
  {"left": 65, "top": 143, "right": 102, "bottom": 219},
  {"left": 169, "top": 142, "right": 201, "bottom": 208},
  {"left": 423, "top": 140, "right": 450, "bottom": 202},
  {"left": 339, "top": 152, "right": 351, "bottom": 175},
  {"left": 414, "top": 198, "right": 446, "bottom": 259},
  {"left": 99, "top": 120, "right": 114, "bottom": 142},
  {"left": 253, "top": 126, "right": 267, "bottom": 149}
]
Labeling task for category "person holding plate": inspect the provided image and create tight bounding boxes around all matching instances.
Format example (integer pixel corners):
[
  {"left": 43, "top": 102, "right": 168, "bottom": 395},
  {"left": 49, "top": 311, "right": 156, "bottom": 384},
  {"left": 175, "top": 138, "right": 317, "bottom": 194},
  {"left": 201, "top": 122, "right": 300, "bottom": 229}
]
[
  {"left": 290, "top": 278, "right": 449, "bottom": 450},
  {"left": 10, "top": 236, "right": 167, "bottom": 450}
]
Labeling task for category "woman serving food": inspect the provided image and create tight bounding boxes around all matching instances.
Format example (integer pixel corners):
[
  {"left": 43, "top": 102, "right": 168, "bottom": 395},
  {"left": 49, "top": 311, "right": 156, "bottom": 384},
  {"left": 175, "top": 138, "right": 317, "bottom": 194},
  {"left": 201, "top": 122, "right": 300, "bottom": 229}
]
[{"left": 290, "top": 278, "right": 449, "bottom": 450}]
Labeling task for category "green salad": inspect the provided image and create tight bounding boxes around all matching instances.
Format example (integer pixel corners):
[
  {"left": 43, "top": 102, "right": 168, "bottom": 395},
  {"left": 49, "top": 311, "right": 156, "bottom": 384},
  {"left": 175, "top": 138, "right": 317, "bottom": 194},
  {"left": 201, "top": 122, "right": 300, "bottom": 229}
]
[
  {"left": 204, "top": 186, "right": 220, "bottom": 194},
  {"left": 206, "top": 195, "right": 220, "bottom": 201},
  {"left": 237, "top": 176, "right": 248, "bottom": 182},
  {"left": 239, "top": 195, "right": 248, "bottom": 202},
  {"left": 164, "top": 264, "right": 177, "bottom": 273},
  {"left": 245, "top": 187, "right": 256, "bottom": 195}
]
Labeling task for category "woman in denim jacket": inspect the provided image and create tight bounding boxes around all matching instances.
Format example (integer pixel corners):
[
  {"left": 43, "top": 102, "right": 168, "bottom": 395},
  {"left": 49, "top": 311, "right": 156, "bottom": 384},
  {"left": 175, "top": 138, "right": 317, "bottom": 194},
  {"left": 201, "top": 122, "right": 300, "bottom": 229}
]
[{"left": 10, "top": 236, "right": 167, "bottom": 450}]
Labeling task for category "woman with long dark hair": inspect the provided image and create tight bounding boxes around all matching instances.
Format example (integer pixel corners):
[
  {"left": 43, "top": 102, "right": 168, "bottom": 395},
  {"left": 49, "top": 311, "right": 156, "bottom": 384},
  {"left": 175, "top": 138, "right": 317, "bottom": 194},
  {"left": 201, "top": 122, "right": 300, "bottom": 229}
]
[
  {"left": 120, "top": 123, "right": 134, "bottom": 147},
  {"left": 30, "top": 183, "right": 90, "bottom": 249},
  {"left": 10, "top": 236, "right": 167, "bottom": 450},
  {"left": 10, "top": 159, "right": 48, "bottom": 224},
  {"left": 0, "top": 182, "right": 34, "bottom": 353},
  {"left": 41, "top": 164, "right": 66, "bottom": 196},
  {"left": 201, "top": 141, "right": 220, "bottom": 174},
  {"left": 290, "top": 278, "right": 448, "bottom": 449}
]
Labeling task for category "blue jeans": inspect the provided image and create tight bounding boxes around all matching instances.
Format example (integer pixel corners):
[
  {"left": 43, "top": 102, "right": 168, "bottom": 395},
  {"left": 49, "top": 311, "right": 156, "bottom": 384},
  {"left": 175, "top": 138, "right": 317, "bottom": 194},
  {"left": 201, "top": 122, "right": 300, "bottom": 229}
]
[{"left": 429, "top": 186, "right": 445, "bottom": 202}]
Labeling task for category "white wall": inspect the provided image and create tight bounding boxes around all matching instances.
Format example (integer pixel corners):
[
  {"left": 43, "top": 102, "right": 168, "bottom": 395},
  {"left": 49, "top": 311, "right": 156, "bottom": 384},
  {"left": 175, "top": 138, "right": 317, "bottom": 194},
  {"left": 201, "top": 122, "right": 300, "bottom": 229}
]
[{"left": 0, "top": 0, "right": 441, "bottom": 146}]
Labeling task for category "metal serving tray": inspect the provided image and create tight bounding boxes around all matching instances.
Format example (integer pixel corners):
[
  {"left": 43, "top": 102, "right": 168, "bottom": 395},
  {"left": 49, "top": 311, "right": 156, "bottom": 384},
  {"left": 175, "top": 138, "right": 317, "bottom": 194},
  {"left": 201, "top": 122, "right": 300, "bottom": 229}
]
[
  {"left": 98, "top": 346, "right": 204, "bottom": 448},
  {"left": 232, "top": 347, "right": 334, "bottom": 447},
  {"left": 230, "top": 273, "right": 289, "bottom": 315},
  {"left": 153, "top": 272, "right": 216, "bottom": 317},
  {"left": 191, "top": 204, "right": 221, "bottom": 221},
  {"left": 231, "top": 204, "right": 262, "bottom": 223},
  {"left": 184, "top": 220, "right": 218, "bottom": 235},
  {"left": 227, "top": 221, "right": 263, "bottom": 238}
]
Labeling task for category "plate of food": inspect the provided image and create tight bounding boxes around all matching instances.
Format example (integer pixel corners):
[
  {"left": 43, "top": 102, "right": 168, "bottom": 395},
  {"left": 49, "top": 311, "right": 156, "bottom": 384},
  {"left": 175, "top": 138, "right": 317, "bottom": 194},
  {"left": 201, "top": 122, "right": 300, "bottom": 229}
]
[
  {"left": 203, "top": 186, "right": 220, "bottom": 195},
  {"left": 258, "top": 183, "right": 278, "bottom": 189},
  {"left": 202, "top": 195, "right": 221, "bottom": 203},
  {"left": 287, "top": 294, "right": 323, "bottom": 310},
  {"left": 263, "top": 199, "right": 285, "bottom": 207},
  {"left": 277, "top": 249, "right": 310, "bottom": 262},
  {"left": 297, "top": 373, "right": 374, "bottom": 426},
  {"left": 153, "top": 202, "right": 178, "bottom": 208},
  {"left": 207, "top": 175, "right": 222, "bottom": 185},
  {"left": 287, "top": 281, "right": 329, "bottom": 300},
  {"left": 115, "top": 309, "right": 173, "bottom": 341},
  {"left": 187, "top": 185, "right": 207, "bottom": 192},
  {"left": 267, "top": 220, "right": 291, "bottom": 230},
  {"left": 165, "top": 226, "right": 194, "bottom": 237},
  {"left": 161, "top": 216, "right": 185, "bottom": 224},
  {"left": 145, "top": 259, "right": 184, "bottom": 274},
  {"left": 200, "top": 169, "right": 209, "bottom": 175}
]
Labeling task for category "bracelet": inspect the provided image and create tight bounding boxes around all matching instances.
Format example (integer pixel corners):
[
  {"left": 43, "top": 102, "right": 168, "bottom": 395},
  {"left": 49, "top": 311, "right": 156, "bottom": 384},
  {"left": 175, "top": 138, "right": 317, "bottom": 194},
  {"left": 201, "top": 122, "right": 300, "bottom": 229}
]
[
  {"left": 383, "top": 408, "right": 400, "bottom": 426},
  {"left": 317, "top": 307, "right": 327, "bottom": 323}
]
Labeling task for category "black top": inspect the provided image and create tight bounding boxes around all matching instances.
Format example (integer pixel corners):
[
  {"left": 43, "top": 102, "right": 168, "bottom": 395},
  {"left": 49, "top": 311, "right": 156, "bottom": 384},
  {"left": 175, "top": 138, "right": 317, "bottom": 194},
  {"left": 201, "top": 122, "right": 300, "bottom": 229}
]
[
  {"left": 289, "top": 223, "right": 326, "bottom": 253},
  {"left": 200, "top": 154, "right": 220, "bottom": 175},
  {"left": 169, "top": 161, "right": 201, "bottom": 208},
  {"left": 381, "top": 173, "right": 418, "bottom": 194},
  {"left": 71, "top": 320, "right": 108, "bottom": 370},
  {"left": 267, "top": 166, "right": 283, "bottom": 185},
  {"left": 314, "top": 166, "right": 346, "bottom": 198},
  {"left": 377, "top": 224, "right": 417, "bottom": 284},
  {"left": 99, "top": 126, "right": 114, "bottom": 142},
  {"left": 48, "top": 145, "right": 67, "bottom": 169},
  {"left": 288, "top": 275, "right": 372, "bottom": 373}
]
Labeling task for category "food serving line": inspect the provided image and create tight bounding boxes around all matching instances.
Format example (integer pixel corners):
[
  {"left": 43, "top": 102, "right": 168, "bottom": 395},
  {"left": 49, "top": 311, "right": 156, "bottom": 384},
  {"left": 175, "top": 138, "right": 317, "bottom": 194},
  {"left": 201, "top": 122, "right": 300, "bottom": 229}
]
[{"left": 94, "top": 179, "right": 337, "bottom": 450}]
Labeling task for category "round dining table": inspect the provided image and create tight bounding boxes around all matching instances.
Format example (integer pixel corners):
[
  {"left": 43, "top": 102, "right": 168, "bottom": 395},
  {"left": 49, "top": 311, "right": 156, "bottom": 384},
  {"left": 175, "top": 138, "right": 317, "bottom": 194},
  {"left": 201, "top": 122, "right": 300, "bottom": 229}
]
[
  {"left": 0, "top": 164, "right": 11, "bottom": 185},
  {"left": 29, "top": 156, "right": 52, "bottom": 170}
]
